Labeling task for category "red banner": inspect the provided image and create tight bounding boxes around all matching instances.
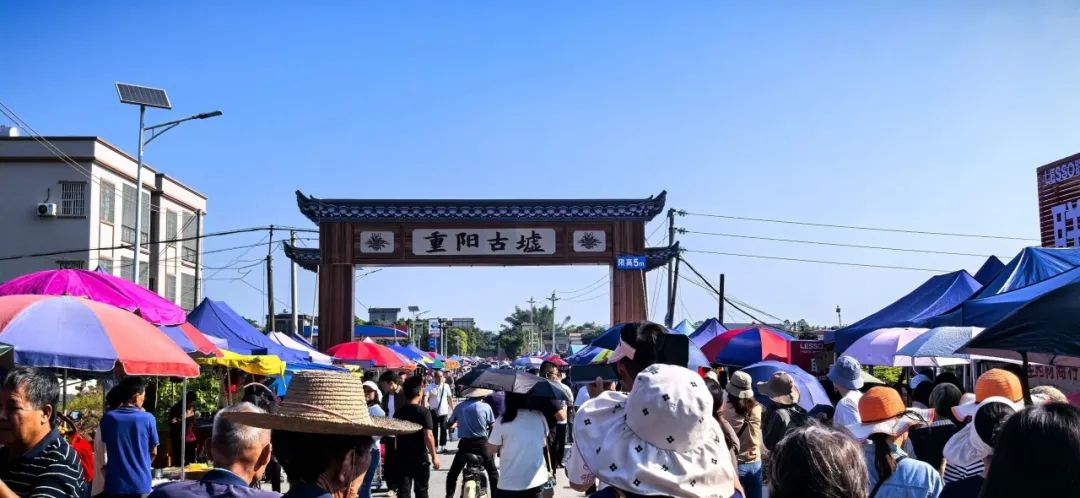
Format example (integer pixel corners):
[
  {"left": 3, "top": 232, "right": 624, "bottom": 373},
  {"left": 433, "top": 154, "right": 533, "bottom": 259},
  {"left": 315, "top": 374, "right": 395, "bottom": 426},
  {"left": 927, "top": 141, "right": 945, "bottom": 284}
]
[{"left": 788, "top": 340, "right": 827, "bottom": 375}]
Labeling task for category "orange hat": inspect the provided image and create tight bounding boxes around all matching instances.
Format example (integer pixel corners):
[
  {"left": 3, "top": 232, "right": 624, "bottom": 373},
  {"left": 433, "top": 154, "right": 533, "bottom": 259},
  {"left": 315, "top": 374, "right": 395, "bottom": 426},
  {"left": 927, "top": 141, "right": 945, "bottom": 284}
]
[
  {"left": 953, "top": 369, "right": 1024, "bottom": 420},
  {"left": 848, "top": 386, "right": 932, "bottom": 440}
]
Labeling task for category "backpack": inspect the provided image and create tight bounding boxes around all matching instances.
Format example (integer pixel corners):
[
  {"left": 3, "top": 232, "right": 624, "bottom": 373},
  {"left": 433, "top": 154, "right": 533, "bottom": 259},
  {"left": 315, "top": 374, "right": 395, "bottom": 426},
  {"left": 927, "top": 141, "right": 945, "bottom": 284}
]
[{"left": 781, "top": 404, "right": 811, "bottom": 433}]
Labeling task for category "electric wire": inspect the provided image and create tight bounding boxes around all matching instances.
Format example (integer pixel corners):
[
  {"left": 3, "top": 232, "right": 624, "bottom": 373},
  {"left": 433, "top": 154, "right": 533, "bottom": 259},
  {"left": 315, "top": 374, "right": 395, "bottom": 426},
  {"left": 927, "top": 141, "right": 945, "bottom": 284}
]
[
  {"left": 677, "top": 228, "right": 997, "bottom": 258},
  {"left": 684, "top": 249, "right": 951, "bottom": 272}
]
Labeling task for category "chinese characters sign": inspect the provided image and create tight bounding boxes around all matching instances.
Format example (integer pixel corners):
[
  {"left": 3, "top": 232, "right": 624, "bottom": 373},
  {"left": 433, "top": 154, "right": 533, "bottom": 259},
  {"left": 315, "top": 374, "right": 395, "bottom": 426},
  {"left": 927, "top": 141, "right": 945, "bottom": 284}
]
[
  {"left": 616, "top": 256, "right": 647, "bottom": 270},
  {"left": 411, "top": 229, "right": 557, "bottom": 256}
]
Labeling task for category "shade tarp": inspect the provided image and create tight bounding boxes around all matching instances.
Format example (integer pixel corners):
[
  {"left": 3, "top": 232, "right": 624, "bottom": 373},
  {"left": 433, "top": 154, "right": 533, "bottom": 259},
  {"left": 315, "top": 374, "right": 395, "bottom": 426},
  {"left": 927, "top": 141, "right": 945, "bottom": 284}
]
[
  {"left": 354, "top": 325, "right": 409, "bottom": 338},
  {"left": 835, "top": 270, "right": 981, "bottom": 352},
  {"left": 972, "top": 247, "right": 1080, "bottom": 299},
  {"left": 958, "top": 280, "right": 1080, "bottom": 367},
  {"left": 268, "top": 331, "right": 332, "bottom": 364},
  {"left": 689, "top": 318, "right": 727, "bottom": 347},
  {"left": 197, "top": 350, "right": 286, "bottom": 376},
  {"left": 972, "top": 256, "right": 1007, "bottom": 287},
  {"left": 920, "top": 264, "right": 1080, "bottom": 328},
  {"left": 671, "top": 320, "right": 693, "bottom": 335},
  {"left": 188, "top": 299, "right": 310, "bottom": 362}
]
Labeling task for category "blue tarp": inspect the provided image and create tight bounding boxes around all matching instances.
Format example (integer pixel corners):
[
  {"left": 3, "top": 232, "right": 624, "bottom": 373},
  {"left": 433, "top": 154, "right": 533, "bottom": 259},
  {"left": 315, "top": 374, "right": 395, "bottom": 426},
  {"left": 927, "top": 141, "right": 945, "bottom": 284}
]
[
  {"left": 672, "top": 320, "right": 693, "bottom": 335},
  {"left": 569, "top": 344, "right": 588, "bottom": 355},
  {"left": 269, "top": 362, "right": 348, "bottom": 396},
  {"left": 972, "top": 256, "right": 1006, "bottom": 286},
  {"left": 972, "top": 247, "right": 1080, "bottom": 299},
  {"left": 835, "top": 270, "right": 981, "bottom": 352},
  {"left": 301, "top": 325, "right": 410, "bottom": 338},
  {"left": 918, "top": 263, "right": 1080, "bottom": 328},
  {"left": 689, "top": 318, "right": 726, "bottom": 347},
  {"left": 188, "top": 298, "right": 310, "bottom": 362}
]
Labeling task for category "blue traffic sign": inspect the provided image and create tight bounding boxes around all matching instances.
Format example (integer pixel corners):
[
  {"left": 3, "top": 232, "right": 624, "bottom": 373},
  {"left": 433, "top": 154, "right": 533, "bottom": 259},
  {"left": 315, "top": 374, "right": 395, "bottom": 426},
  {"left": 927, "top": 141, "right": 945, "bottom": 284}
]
[
  {"left": 616, "top": 256, "right": 647, "bottom": 270},
  {"left": 428, "top": 338, "right": 437, "bottom": 349}
]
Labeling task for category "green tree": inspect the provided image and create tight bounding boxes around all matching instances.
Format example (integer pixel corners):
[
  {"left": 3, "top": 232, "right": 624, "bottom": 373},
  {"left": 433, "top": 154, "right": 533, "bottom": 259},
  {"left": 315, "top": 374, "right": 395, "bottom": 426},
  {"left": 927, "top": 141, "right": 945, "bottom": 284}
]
[
  {"left": 567, "top": 322, "right": 604, "bottom": 345},
  {"left": 499, "top": 329, "right": 527, "bottom": 359},
  {"left": 498, "top": 305, "right": 572, "bottom": 356},
  {"left": 447, "top": 328, "right": 469, "bottom": 356}
]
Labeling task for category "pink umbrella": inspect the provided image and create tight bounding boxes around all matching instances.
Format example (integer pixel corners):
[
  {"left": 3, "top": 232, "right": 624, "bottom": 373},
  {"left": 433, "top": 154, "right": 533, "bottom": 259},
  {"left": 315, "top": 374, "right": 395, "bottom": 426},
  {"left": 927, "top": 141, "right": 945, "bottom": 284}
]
[
  {"left": 843, "top": 327, "right": 929, "bottom": 366},
  {"left": 0, "top": 269, "right": 185, "bottom": 325}
]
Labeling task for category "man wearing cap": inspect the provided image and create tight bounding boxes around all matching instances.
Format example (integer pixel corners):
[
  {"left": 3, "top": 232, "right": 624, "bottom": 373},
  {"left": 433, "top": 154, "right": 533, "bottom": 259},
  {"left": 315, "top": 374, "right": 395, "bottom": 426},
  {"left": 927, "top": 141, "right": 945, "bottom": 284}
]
[
  {"left": 756, "top": 372, "right": 808, "bottom": 454},
  {"left": 223, "top": 371, "right": 422, "bottom": 498},
  {"left": 149, "top": 402, "right": 279, "bottom": 498},
  {"left": 445, "top": 388, "right": 498, "bottom": 498},
  {"left": 828, "top": 355, "right": 865, "bottom": 432}
]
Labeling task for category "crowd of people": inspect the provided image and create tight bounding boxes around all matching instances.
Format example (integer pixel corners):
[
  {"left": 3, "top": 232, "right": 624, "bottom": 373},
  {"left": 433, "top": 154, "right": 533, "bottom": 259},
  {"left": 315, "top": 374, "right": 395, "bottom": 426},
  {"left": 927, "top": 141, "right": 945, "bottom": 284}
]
[{"left": 0, "top": 322, "right": 1077, "bottom": 498}]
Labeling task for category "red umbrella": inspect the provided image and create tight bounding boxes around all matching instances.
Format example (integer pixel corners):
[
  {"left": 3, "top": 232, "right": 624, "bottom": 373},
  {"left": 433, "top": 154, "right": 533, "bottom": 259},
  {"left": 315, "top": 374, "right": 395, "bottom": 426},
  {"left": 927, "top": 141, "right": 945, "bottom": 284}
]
[
  {"left": 327, "top": 341, "right": 407, "bottom": 368},
  {"left": 700, "top": 326, "right": 792, "bottom": 367},
  {"left": 545, "top": 355, "right": 568, "bottom": 367}
]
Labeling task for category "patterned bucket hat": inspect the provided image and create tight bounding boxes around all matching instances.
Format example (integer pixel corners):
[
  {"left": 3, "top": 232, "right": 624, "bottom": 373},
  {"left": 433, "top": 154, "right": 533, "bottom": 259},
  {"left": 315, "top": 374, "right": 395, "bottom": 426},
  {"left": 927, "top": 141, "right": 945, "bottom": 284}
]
[{"left": 574, "top": 364, "right": 736, "bottom": 498}]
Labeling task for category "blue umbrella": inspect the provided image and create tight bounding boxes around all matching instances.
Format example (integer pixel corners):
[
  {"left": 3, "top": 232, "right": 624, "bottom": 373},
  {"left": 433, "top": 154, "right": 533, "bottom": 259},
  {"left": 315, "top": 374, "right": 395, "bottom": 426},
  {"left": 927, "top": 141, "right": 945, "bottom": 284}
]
[
  {"left": 740, "top": 360, "right": 831, "bottom": 412},
  {"left": 568, "top": 345, "right": 610, "bottom": 366},
  {"left": 672, "top": 320, "right": 693, "bottom": 335},
  {"left": 589, "top": 324, "right": 626, "bottom": 350},
  {"left": 895, "top": 326, "right": 983, "bottom": 366}
]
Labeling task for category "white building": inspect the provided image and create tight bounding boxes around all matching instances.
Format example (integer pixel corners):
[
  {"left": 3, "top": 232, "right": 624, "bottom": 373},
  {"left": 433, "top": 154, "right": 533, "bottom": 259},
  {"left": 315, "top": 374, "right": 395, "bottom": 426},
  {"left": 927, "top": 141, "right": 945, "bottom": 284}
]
[{"left": 0, "top": 135, "right": 207, "bottom": 309}]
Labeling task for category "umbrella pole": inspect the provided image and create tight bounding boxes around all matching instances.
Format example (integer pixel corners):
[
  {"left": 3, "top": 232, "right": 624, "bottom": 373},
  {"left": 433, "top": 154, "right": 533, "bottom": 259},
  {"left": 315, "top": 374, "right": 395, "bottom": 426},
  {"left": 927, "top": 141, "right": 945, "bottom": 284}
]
[
  {"left": 61, "top": 369, "right": 67, "bottom": 413},
  {"left": 180, "top": 379, "right": 188, "bottom": 480},
  {"left": 1020, "top": 352, "right": 1032, "bottom": 406}
]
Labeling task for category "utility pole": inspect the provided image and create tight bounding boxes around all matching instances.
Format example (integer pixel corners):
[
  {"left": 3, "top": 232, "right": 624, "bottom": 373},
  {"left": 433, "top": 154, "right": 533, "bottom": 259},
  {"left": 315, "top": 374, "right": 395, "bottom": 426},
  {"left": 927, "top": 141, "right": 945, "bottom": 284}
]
[
  {"left": 527, "top": 297, "right": 537, "bottom": 353},
  {"left": 665, "top": 208, "right": 676, "bottom": 327},
  {"left": 668, "top": 257, "right": 680, "bottom": 326},
  {"left": 547, "top": 291, "right": 559, "bottom": 353},
  {"left": 290, "top": 230, "right": 299, "bottom": 336},
  {"left": 266, "top": 226, "right": 275, "bottom": 333},
  {"left": 718, "top": 273, "right": 726, "bottom": 323}
]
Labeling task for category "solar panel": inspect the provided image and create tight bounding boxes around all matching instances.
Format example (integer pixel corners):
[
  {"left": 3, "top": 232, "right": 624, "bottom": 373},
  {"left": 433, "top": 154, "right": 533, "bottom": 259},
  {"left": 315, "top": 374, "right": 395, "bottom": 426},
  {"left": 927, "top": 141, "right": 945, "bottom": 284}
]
[{"left": 115, "top": 83, "right": 172, "bottom": 109}]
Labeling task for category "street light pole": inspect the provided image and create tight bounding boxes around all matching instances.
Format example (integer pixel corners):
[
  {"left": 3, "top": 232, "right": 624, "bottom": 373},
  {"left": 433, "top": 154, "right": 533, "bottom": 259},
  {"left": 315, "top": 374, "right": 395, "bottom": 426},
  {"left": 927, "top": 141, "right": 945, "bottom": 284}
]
[{"left": 132, "top": 105, "right": 147, "bottom": 284}]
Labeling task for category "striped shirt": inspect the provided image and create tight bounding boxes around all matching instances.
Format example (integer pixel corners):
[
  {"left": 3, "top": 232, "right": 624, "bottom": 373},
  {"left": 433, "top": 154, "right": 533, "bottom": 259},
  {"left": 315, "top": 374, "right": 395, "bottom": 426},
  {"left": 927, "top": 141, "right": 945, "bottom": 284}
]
[{"left": 0, "top": 428, "right": 87, "bottom": 497}]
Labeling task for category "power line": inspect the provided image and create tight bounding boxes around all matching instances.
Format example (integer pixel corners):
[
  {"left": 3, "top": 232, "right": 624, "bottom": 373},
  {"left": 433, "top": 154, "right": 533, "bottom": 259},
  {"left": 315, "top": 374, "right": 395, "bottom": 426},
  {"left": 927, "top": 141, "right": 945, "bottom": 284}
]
[
  {"left": 678, "top": 210, "right": 1035, "bottom": 241},
  {"left": 557, "top": 274, "right": 608, "bottom": 296},
  {"left": 684, "top": 248, "right": 951, "bottom": 272},
  {"left": 678, "top": 228, "right": 997, "bottom": 258},
  {"left": 677, "top": 256, "right": 791, "bottom": 328}
]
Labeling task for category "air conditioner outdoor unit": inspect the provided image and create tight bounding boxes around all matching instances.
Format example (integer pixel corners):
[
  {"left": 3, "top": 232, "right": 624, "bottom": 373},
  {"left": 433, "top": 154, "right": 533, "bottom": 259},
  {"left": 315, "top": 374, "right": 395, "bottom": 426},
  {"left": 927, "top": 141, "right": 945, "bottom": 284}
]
[{"left": 37, "top": 203, "right": 57, "bottom": 217}]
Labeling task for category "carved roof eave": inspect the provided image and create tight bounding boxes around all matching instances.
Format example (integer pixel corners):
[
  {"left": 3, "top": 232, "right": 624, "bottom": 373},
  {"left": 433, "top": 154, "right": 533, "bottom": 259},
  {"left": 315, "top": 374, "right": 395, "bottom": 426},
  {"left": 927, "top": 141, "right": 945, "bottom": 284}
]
[
  {"left": 282, "top": 242, "right": 320, "bottom": 273},
  {"left": 296, "top": 190, "right": 667, "bottom": 224},
  {"left": 645, "top": 242, "right": 681, "bottom": 271}
]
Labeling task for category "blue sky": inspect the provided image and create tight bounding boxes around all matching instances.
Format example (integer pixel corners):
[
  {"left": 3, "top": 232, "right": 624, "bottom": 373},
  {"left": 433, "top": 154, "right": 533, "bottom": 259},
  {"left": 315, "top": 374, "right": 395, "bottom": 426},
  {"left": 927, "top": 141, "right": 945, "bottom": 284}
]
[{"left": 3, "top": 2, "right": 1079, "bottom": 333}]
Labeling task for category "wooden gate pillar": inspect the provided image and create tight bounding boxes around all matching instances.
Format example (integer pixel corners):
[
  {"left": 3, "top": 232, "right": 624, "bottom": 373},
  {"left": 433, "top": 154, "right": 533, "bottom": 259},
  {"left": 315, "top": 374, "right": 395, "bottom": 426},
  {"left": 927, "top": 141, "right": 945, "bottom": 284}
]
[
  {"left": 611, "top": 221, "right": 647, "bottom": 324},
  {"left": 318, "top": 223, "right": 355, "bottom": 351}
]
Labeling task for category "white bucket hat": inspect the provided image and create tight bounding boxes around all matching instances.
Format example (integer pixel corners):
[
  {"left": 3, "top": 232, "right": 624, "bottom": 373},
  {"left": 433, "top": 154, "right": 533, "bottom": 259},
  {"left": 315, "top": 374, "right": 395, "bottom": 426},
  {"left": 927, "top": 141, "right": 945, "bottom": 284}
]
[{"left": 574, "top": 364, "right": 736, "bottom": 498}]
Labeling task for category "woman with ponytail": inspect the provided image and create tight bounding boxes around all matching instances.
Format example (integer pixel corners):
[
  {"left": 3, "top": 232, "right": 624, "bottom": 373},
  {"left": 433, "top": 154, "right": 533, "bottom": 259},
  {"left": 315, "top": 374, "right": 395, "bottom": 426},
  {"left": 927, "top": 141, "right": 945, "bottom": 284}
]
[{"left": 846, "top": 387, "right": 943, "bottom": 498}]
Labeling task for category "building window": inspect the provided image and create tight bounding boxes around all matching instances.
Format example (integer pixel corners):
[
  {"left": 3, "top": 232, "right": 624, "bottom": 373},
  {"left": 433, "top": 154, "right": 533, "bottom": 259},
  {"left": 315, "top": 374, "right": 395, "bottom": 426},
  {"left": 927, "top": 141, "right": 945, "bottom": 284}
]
[
  {"left": 122, "top": 185, "right": 136, "bottom": 244},
  {"left": 56, "top": 260, "right": 85, "bottom": 270},
  {"left": 100, "top": 182, "right": 115, "bottom": 224},
  {"left": 140, "top": 192, "right": 150, "bottom": 248},
  {"left": 182, "top": 212, "right": 198, "bottom": 264},
  {"left": 180, "top": 273, "right": 196, "bottom": 310},
  {"left": 164, "top": 274, "right": 177, "bottom": 303},
  {"left": 166, "top": 210, "right": 178, "bottom": 248},
  {"left": 139, "top": 260, "right": 149, "bottom": 288},
  {"left": 120, "top": 256, "right": 134, "bottom": 281},
  {"left": 60, "top": 182, "right": 86, "bottom": 217},
  {"left": 98, "top": 257, "right": 113, "bottom": 275}
]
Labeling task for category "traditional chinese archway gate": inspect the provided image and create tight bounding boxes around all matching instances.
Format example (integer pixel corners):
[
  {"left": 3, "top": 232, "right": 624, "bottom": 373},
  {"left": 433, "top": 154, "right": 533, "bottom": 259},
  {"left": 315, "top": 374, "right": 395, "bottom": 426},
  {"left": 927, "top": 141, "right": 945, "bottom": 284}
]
[{"left": 290, "top": 191, "right": 673, "bottom": 351}]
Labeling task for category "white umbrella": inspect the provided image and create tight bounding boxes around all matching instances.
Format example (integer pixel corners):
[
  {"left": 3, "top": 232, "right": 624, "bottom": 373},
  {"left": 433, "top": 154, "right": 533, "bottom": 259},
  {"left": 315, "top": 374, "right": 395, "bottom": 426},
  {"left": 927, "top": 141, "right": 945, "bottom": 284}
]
[
  {"left": 843, "top": 327, "right": 930, "bottom": 366},
  {"left": 894, "top": 327, "right": 984, "bottom": 366}
]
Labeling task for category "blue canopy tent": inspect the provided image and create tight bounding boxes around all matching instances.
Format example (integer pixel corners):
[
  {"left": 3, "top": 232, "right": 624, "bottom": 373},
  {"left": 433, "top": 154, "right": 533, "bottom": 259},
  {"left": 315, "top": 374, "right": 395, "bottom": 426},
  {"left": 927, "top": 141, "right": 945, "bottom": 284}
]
[
  {"left": 690, "top": 318, "right": 726, "bottom": 347},
  {"left": 188, "top": 298, "right": 311, "bottom": 362},
  {"left": 268, "top": 362, "right": 349, "bottom": 396},
  {"left": 972, "top": 256, "right": 1006, "bottom": 286},
  {"left": 919, "top": 264, "right": 1080, "bottom": 328},
  {"left": 568, "top": 344, "right": 588, "bottom": 355},
  {"left": 971, "top": 247, "right": 1080, "bottom": 299},
  {"left": 672, "top": 320, "right": 693, "bottom": 335},
  {"left": 834, "top": 270, "right": 981, "bottom": 352},
  {"left": 354, "top": 325, "right": 410, "bottom": 339},
  {"left": 589, "top": 324, "right": 627, "bottom": 350}
]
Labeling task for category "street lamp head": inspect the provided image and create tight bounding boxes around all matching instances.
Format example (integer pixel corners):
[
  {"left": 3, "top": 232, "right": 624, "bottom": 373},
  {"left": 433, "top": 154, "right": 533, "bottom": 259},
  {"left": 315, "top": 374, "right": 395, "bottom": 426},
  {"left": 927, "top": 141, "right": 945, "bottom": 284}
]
[{"left": 195, "top": 110, "right": 223, "bottom": 119}]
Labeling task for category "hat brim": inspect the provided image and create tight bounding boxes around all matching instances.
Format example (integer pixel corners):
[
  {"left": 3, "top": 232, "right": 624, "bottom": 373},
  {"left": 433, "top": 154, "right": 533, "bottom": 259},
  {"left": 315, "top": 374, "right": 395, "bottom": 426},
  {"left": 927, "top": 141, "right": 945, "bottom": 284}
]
[
  {"left": 574, "top": 392, "right": 736, "bottom": 498},
  {"left": 725, "top": 383, "right": 753, "bottom": 400},
  {"left": 223, "top": 412, "right": 420, "bottom": 437},
  {"left": 755, "top": 381, "right": 796, "bottom": 405},
  {"left": 463, "top": 388, "right": 493, "bottom": 398},
  {"left": 827, "top": 370, "right": 863, "bottom": 391},
  {"left": 847, "top": 409, "right": 933, "bottom": 440},
  {"left": 951, "top": 396, "right": 1023, "bottom": 421}
]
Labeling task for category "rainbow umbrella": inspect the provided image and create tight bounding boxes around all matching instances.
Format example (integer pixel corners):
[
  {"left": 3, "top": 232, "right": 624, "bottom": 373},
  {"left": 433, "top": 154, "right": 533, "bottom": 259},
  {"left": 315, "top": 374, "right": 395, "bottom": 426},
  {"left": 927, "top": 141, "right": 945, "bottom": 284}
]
[
  {"left": 0, "top": 269, "right": 186, "bottom": 325},
  {"left": 0, "top": 295, "right": 199, "bottom": 377},
  {"left": 701, "top": 326, "right": 792, "bottom": 367}
]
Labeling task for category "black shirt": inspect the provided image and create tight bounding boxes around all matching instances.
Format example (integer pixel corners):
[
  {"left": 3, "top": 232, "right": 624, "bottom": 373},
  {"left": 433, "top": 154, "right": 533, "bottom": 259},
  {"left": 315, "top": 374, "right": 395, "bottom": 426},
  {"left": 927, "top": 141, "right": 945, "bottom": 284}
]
[
  {"left": 393, "top": 403, "right": 433, "bottom": 465},
  {"left": 0, "top": 428, "right": 87, "bottom": 497},
  {"left": 909, "top": 421, "right": 960, "bottom": 470}
]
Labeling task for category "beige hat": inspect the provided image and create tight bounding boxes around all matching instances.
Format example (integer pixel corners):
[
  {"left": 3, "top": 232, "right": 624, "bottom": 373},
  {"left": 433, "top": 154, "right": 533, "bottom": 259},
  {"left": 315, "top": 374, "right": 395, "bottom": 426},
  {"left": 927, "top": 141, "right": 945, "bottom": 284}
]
[
  {"left": 224, "top": 371, "right": 421, "bottom": 436},
  {"left": 462, "top": 388, "right": 493, "bottom": 399},
  {"left": 725, "top": 371, "right": 754, "bottom": 400}
]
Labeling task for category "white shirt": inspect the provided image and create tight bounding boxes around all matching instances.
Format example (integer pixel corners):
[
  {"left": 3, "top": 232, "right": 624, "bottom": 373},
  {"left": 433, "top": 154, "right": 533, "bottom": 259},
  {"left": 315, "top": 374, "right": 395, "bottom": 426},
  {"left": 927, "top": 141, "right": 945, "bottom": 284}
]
[
  {"left": 555, "top": 383, "right": 574, "bottom": 425},
  {"left": 427, "top": 382, "right": 453, "bottom": 416},
  {"left": 488, "top": 410, "right": 550, "bottom": 491},
  {"left": 833, "top": 389, "right": 862, "bottom": 432},
  {"left": 574, "top": 386, "right": 590, "bottom": 408}
]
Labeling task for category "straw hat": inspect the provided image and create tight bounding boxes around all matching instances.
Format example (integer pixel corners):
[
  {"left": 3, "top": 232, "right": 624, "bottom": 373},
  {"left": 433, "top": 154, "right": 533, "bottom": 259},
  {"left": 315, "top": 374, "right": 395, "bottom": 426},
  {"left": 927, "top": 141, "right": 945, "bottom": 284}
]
[
  {"left": 462, "top": 388, "right": 493, "bottom": 399},
  {"left": 848, "top": 387, "right": 933, "bottom": 440},
  {"left": 952, "top": 369, "right": 1024, "bottom": 420},
  {"left": 575, "top": 364, "right": 736, "bottom": 498},
  {"left": 725, "top": 371, "right": 753, "bottom": 400},
  {"left": 224, "top": 371, "right": 421, "bottom": 436}
]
